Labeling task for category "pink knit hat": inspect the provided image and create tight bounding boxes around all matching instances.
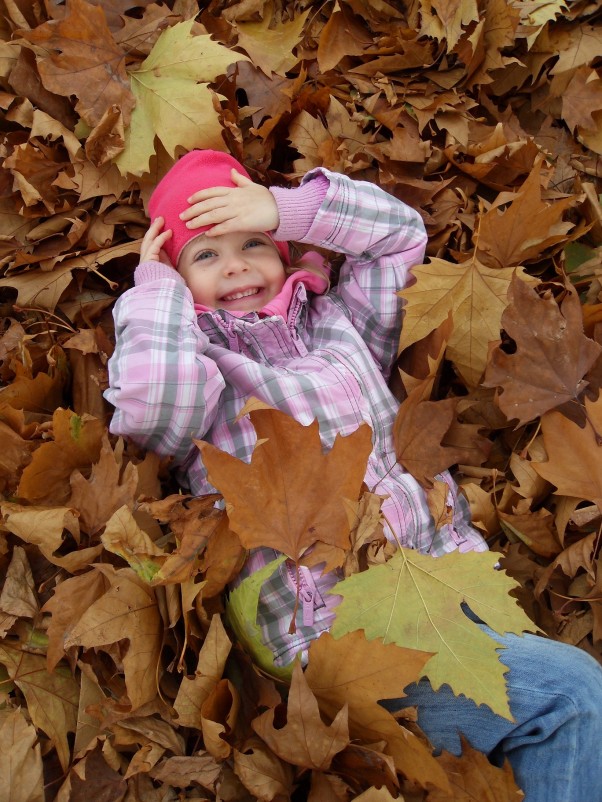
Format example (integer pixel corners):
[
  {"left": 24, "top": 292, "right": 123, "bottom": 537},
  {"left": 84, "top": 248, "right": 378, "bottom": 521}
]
[{"left": 148, "top": 150, "right": 290, "bottom": 267}]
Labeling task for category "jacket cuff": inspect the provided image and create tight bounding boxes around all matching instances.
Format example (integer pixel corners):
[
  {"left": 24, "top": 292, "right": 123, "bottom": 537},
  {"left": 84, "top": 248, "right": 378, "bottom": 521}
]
[
  {"left": 270, "top": 174, "right": 329, "bottom": 241},
  {"left": 134, "top": 261, "right": 186, "bottom": 287}
]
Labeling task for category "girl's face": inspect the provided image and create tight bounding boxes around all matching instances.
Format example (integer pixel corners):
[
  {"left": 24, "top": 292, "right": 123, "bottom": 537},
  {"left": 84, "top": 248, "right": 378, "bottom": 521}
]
[{"left": 177, "top": 231, "right": 286, "bottom": 311}]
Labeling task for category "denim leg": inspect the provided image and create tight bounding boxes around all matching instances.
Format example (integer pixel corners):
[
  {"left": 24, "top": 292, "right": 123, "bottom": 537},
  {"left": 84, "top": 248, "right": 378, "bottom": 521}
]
[{"left": 383, "top": 632, "right": 602, "bottom": 802}]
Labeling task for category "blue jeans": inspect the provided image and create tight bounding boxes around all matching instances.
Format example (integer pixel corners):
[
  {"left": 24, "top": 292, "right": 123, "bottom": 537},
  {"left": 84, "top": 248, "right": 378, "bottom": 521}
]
[{"left": 383, "top": 628, "right": 602, "bottom": 802}]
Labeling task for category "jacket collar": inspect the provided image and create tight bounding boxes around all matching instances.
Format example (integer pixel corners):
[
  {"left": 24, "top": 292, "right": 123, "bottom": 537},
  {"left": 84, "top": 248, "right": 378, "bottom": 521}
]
[{"left": 196, "top": 281, "right": 316, "bottom": 359}]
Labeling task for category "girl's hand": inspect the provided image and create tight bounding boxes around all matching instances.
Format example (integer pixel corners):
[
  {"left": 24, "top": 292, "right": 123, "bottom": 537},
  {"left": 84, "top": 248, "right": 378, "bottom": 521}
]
[
  {"left": 179, "top": 168, "right": 280, "bottom": 236},
  {"left": 141, "top": 217, "right": 173, "bottom": 266}
]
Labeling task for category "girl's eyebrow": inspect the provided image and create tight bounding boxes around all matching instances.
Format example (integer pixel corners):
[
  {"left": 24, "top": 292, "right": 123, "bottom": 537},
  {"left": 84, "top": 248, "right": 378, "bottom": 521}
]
[
  {"left": 182, "top": 234, "right": 212, "bottom": 258},
  {"left": 246, "top": 233, "right": 275, "bottom": 245}
]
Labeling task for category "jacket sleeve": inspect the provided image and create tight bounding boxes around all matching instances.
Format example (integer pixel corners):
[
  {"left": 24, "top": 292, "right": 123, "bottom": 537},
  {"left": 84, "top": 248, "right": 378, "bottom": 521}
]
[
  {"left": 104, "top": 261, "right": 226, "bottom": 464},
  {"left": 276, "top": 167, "right": 428, "bottom": 379}
]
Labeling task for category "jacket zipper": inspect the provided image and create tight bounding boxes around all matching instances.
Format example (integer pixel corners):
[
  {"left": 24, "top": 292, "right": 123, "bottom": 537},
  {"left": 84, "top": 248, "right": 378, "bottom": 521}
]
[{"left": 285, "top": 560, "right": 325, "bottom": 627}]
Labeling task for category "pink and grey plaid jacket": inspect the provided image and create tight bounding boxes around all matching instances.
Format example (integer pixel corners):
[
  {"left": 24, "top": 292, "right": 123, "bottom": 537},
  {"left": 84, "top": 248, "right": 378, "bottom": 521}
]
[{"left": 105, "top": 167, "right": 487, "bottom": 668}]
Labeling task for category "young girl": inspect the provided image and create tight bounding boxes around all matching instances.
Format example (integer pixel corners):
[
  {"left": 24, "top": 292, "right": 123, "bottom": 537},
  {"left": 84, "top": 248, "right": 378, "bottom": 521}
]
[{"left": 105, "top": 149, "right": 602, "bottom": 802}]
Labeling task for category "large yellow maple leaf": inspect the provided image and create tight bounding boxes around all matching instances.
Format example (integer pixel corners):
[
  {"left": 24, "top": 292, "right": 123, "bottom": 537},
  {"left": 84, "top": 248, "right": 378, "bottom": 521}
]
[
  {"left": 115, "top": 21, "right": 249, "bottom": 176},
  {"left": 330, "top": 548, "right": 537, "bottom": 719}
]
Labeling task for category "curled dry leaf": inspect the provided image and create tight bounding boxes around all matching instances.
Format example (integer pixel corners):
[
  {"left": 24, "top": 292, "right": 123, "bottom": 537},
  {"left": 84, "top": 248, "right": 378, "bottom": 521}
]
[
  {"left": 0, "top": 708, "right": 44, "bottom": 802},
  {"left": 63, "top": 565, "right": 162, "bottom": 710}
]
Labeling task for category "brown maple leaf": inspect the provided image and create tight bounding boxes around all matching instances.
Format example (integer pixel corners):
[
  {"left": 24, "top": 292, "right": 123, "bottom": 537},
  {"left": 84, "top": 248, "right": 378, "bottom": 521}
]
[
  {"left": 199, "top": 678, "right": 239, "bottom": 760},
  {"left": 17, "top": 408, "right": 105, "bottom": 505},
  {"left": 233, "top": 737, "right": 294, "bottom": 801},
  {"left": 317, "top": 3, "right": 372, "bottom": 72},
  {"left": 0, "top": 418, "right": 33, "bottom": 496},
  {"left": 427, "top": 737, "right": 524, "bottom": 800},
  {"left": 394, "top": 383, "right": 489, "bottom": 488},
  {"left": 173, "top": 615, "right": 232, "bottom": 730},
  {"left": 252, "top": 661, "right": 350, "bottom": 771},
  {"left": 150, "top": 753, "right": 221, "bottom": 791},
  {"left": 43, "top": 568, "right": 110, "bottom": 671},
  {"left": 68, "top": 434, "right": 138, "bottom": 536},
  {"left": 0, "top": 546, "right": 37, "bottom": 639},
  {"left": 483, "top": 277, "right": 601, "bottom": 426},
  {"left": 232, "top": 4, "right": 310, "bottom": 77},
  {"left": 197, "top": 402, "right": 373, "bottom": 560},
  {"left": 236, "top": 61, "right": 296, "bottom": 133},
  {"left": 288, "top": 97, "right": 374, "bottom": 175},
  {"left": 533, "top": 532, "right": 597, "bottom": 620},
  {"left": 532, "top": 396, "right": 602, "bottom": 512},
  {"left": 498, "top": 508, "right": 562, "bottom": 559},
  {"left": 0, "top": 643, "right": 79, "bottom": 772},
  {"left": 476, "top": 159, "right": 574, "bottom": 270},
  {"left": 561, "top": 66, "right": 602, "bottom": 134},
  {"left": 63, "top": 564, "right": 162, "bottom": 710},
  {"left": 305, "top": 630, "right": 448, "bottom": 791},
  {"left": 20, "top": 0, "right": 135, "bottom": 128},
  {"left": 69, "top": 745, "right": 127, "bottom": 801}
]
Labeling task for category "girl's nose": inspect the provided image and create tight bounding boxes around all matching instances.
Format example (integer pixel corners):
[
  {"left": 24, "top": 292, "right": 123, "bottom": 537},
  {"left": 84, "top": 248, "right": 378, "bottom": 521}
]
[{"left": 223, "top": 253, "right": 249, "bottom": 276}]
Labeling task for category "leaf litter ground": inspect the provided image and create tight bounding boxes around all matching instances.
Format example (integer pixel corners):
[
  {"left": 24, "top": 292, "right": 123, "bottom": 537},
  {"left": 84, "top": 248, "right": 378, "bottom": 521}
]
[{"left": 1, "top": 0, "right": 602, "bottom": 799}]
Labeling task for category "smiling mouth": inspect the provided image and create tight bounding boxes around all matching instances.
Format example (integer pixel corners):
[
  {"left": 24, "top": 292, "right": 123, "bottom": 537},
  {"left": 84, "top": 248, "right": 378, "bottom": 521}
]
[{"left": 221, "top": 287, "right": 262, "bottom": 302}]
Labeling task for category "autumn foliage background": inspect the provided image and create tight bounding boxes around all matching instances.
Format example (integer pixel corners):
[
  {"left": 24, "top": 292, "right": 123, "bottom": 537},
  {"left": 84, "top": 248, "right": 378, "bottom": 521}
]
[{"left": 1, "top": 0, "right": 602, "bottom": 800}]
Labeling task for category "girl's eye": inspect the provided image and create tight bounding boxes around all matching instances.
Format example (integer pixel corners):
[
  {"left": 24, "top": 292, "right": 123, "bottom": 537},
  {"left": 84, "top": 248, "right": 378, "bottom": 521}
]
[
  {"left": 244, "top": 239, "right": 264, "bottom": 249},
  {"left": 195, "top": 250, "right": 216, "bottom": 261}
]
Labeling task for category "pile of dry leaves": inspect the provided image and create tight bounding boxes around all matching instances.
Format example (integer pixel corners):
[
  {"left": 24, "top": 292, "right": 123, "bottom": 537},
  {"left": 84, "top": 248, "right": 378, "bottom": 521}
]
[{"left": 1, "top": 0, "right": 601, "bottom": 800}]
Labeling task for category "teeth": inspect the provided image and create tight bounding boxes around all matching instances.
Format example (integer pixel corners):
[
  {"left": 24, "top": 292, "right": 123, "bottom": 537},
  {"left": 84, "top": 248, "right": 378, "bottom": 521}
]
[{"left": 223, "top": 288, "right": 260, "bottom": 302}]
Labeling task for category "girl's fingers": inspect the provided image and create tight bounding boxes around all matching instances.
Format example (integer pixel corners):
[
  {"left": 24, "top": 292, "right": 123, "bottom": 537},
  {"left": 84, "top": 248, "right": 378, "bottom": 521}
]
[
  {"left": 185, "top": 170, "right": 251, "bottom": 204},
  {"left": 142, "top": 218, "right": 166, "bottom": 246},
  {"left": 148, "top": 229, "right": 172, "bottom": 247},
  {"left": 186, "top": 186, "right": 230, "bottom": 204},
  {"left": 180, "top": 197, "right": 229, "bottom": 221},
  {"left": 141, "top": 224, "right": 172, "bottom": 262},
  {"left": 146, "top": 216, "right": 164, "bottom": 232},
  {"left": 184, "top": 207, "right": 237, "bottom": 230}
]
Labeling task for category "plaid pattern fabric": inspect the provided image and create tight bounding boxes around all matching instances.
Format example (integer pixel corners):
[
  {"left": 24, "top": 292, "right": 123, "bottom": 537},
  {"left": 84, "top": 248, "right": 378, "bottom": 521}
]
[{"left": 105, "top": 167, "right": 487, "bottom": 668}]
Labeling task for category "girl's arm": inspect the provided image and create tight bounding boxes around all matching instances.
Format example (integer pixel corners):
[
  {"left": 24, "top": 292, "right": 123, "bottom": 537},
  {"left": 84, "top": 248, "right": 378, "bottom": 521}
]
[
  {"left": 272, "top": 168, "right": 428, "bottom": 379},
  {"left": 104, "top": 261, "right": 225, "bottom": 464}
]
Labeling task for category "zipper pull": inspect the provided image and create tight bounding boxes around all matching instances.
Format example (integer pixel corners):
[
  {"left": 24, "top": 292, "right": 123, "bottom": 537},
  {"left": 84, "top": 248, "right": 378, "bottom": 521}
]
[{"left": 301, "top": 587, "right": 315, "bottom": 627}]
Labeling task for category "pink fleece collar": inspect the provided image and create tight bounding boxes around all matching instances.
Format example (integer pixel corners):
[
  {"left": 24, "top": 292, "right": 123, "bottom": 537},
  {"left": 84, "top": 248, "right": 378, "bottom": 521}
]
[{"left": 193, "top": 259, "right": 329, "bottom": 319}]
